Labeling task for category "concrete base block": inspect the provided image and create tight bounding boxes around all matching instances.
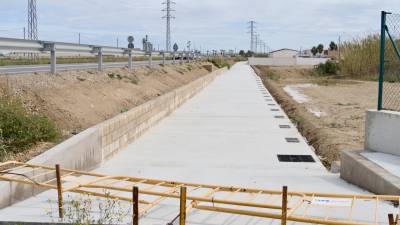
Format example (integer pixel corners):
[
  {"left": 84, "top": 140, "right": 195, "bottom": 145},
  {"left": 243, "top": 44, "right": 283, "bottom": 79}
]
[
  {"left": 365, "top": 110, "right": 400, "bottom": 156},
  {"left": 340, "top": 150, "right": 400, "bottom": 195}
]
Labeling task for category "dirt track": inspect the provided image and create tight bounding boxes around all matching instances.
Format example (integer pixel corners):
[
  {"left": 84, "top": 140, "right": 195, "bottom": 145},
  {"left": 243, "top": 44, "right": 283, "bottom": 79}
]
[
  {"left": 0, "top": 62, "right": 212, "bottom": 161},
  {"left": 253, "top": 65, "right": 378, "bottom": 167}
]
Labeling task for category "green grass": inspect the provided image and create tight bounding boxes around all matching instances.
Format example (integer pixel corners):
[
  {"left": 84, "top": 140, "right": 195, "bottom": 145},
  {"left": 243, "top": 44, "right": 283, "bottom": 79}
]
[
  {"left": 207, "top": 57, "right": 232, "bottom": 69},
  {"left": 266, "top": 70, "right": 280, "bottom": 81},
  {"left": 0, "top": 96, "right": 60, "bottom": 157},
  {"left": 0, "top": 56, "right": 162, "bottom": 66}
]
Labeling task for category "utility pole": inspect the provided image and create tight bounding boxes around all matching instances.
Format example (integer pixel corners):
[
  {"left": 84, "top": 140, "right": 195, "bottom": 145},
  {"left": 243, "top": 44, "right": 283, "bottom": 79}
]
[
  {"left": 255, "top": 34, "right": 259, "bottom": 53},
  {"left": 162, "top": 0, "right": 175, "bottom": 52},
  {"left": 338, "top": 35, "right": 341, "bottom": 61},
  {"left": 23, "top": 27, "right": 26, "bottom": 39},
  {"left": 247, "top": 21, "right": 256, "bottom": 52},
  {"left": 117, "top": 37, "right": 119, "bottom": 48}
]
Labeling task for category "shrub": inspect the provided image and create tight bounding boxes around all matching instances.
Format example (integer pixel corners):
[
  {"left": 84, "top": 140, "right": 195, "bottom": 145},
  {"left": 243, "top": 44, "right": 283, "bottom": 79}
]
[
  {"left": 47, "top": 193, "right": 130, "bottom": 225},
  {"left": 0, "top": 97, "right": 60, "bottom": 154},
  {"left": 315, "top": 60, "right": 340, "bottom": 76},
  {"left": 208, "top": 58, "right": 231, "bottom": 69}
]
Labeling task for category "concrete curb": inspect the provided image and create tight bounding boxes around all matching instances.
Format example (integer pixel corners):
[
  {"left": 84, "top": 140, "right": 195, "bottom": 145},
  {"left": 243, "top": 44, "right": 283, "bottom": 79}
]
[
  {"left": 340, "top": 150, "right": 400, "bottom": 195},
  {"left": 0, "top": 67, "right": 227, "bottom": 209}
]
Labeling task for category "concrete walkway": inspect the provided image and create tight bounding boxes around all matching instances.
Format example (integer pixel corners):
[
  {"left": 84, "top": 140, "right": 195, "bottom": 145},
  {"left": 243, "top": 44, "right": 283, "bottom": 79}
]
[{"left": 0, "top": 63, "right": 395, "bottom": 224}]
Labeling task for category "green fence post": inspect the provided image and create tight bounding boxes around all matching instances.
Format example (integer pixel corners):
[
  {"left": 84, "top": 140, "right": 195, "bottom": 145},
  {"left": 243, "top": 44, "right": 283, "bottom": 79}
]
[{"left": 378, "top": 11, "right": 387, "bottom": 111}]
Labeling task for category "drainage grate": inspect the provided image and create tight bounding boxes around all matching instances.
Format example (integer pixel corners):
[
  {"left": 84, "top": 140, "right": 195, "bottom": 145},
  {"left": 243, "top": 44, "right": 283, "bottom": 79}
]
[
  {"left": 274, "top": 115, "right": 285, "bottom": 118},
  {"left": 270, "top": 109, "right": 279, "bottom": 112},
  {"left": 279, "top": 125, "right": 291, "bottom": 129},
  {"left": 277, "top": 155, "right": 316, "bottom": 163},
  {"left": 285, "top": 137, "right": 300, "bottom": 143},
  {"left": 268, "top": 104, "right": 276, "bottom": 106}
]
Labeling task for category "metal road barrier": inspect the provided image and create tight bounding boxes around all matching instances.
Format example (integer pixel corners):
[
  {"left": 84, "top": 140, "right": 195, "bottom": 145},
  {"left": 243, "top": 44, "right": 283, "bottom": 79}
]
[
  {"left": 0, "top": 37, "right": 200, "bottom": 74},
  {"left": 1, "top": 161, "right": 400, "bottom": 225},
  {"left": 378, "top": 11, "right": 400, "bottom": 111}
]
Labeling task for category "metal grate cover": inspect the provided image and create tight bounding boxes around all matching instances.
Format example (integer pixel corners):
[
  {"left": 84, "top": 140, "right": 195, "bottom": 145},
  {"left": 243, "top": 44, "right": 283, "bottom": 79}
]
[{"left": 277, "top": 155, "right": 316, "bottom": 162}]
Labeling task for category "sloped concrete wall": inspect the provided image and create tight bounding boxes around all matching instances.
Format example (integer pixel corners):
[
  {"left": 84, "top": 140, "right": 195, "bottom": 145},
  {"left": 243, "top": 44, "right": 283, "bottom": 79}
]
[
  {"left": 340, "top": 150, "right": 400, "bottom": 195},
  {"left": 0, "top": 67, "right": 226, "bottom": 209}
]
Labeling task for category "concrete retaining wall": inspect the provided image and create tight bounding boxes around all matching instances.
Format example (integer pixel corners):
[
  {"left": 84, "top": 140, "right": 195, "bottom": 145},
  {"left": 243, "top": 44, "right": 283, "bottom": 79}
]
[
  {"left": 0, "top": 67, "right": 225, "bottom": 209},
  {"left": 365, "top": 110, "right": 400, "bottom": 156},
  {"left": 248, "top": 57, "right": 328, "bottom": 66},
  {"left": 340, "top": 150, "right": 400, "bottom": 195}
]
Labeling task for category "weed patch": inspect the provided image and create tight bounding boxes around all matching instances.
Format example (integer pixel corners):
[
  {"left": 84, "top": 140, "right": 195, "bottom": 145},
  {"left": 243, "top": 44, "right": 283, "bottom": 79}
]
[{"left": 0, "top": 97, "right": 60, "bottom": 157}]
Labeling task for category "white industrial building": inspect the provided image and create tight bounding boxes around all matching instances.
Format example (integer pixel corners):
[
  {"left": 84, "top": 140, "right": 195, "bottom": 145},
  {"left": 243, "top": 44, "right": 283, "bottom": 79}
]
[{"left": 269, "top": 48, "right": 299, "bottom": 58}]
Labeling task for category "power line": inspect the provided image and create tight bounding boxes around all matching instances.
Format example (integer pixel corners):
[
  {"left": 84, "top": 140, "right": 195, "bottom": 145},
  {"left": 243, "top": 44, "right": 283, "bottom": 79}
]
[{"left": 162, "top": 0, "right": 175, "bottom": 52}]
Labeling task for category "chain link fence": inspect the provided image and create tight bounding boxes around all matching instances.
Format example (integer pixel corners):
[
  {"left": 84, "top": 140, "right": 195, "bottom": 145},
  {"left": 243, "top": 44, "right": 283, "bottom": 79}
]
[{"left": 378, "top": 11, "right": 400, "bottom": 111}]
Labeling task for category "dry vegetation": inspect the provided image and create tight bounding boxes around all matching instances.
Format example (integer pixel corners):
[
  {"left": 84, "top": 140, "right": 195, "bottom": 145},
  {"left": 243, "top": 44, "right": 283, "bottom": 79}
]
[
  {"left": 253, "top": 66, "right": 377, "bottom": 168},
  {"left": 339, "top": 34, "right": 400, "bottom": 81}
]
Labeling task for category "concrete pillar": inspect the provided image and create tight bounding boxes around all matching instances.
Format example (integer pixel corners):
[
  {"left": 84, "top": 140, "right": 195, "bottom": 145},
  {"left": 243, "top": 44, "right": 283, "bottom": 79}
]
[
  {"left": 128, "top": 51, "right": 133, "bottom": 70},
  {"left": 97, "top": 48, "right": 103, "bottom": 71},
  {"left": 180, "top": 53, "right": 183, "bottom": 64},
  {"left": 50, "top": 44, "right": 56, "bottom": 74},
  {"left": 162, "top": 52, "right": 165, "bottom": 66},
  {"left": 149, "top": 53, "right": 152, "bottom": 67}
]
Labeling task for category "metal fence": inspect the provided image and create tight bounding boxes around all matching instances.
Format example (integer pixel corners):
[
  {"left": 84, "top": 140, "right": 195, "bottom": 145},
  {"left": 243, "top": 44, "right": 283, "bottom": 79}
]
[
  {"left": 0, "top": 37, "right": 200, "bottom": 74},
  {"left": 378, "top": 11, "right": 400, "bottom": 111}
]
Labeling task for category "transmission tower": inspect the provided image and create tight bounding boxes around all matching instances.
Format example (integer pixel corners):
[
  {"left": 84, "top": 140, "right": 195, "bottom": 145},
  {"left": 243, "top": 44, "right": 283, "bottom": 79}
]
[
  {"left": 27, "top": 0, "right": 38, "bottom": 40},
  {"left": 247, "top": 21, "right": 256, "bottom": 52},
  {"left": 162, "top": 0, "right": 175, "bottom": 52}
]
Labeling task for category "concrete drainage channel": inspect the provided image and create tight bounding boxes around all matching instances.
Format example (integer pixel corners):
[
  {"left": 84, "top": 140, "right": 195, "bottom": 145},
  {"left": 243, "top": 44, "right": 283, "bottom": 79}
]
[{"left": 0, "top": 67, "right": 227, "bottom": 209}]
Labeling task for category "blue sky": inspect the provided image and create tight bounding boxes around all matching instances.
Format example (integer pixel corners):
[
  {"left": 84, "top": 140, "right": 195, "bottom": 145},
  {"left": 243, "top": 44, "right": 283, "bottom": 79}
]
[{"left": 0, "top": 0, "right": 399, "bottom": 52}]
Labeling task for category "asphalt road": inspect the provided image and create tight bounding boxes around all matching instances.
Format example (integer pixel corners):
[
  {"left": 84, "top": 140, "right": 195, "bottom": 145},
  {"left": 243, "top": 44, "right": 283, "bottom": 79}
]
[{"left": 0, "top": 60, "right": 173, "bottom": 74}]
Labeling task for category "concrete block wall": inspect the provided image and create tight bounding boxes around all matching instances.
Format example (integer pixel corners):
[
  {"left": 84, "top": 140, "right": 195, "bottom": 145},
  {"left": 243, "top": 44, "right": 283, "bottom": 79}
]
[
  {"left": 248, "top": 57, "right": 328, "bottom": 66},
  {"left": 99, "top": 72, "right": 218, "bottom": 159},
  {"left": 365, "top": 110, "right": 400, "bottom": 156},
  {"left": 0, "top": 68, "right": 226, "bottom": 209}
]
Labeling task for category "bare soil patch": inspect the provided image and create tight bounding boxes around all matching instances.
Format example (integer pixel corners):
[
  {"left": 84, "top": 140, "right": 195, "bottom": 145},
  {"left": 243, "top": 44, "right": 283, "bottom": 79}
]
[
  {"left": 0, "top": 62, "right": 213, "bottom": 162},
  {"left": 253, "top": 66, "right": 377, "bottom": 168}
]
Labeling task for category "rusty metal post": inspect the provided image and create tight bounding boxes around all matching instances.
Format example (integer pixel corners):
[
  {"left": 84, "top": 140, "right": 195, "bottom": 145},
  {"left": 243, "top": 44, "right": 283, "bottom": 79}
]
[
  {"left": 281, "top": 186, "right": 288, "bottom": 225},
  {"left": 133, "top": 186, "right": 139, "bottom": 225},
  {"left": 388, "top": 214, "right": 395, "bottom": 225},
  {"left": 55, "top": 164, "right": 63, "bottom": 219},
  {"left": 179, "top": 186, "right": 187, "bottom": 225}
]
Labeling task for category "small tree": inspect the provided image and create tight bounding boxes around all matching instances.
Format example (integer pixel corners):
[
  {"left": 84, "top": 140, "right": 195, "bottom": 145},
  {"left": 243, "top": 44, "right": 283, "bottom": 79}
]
[
  {"left": 311, "top": 47, "right": 318, "bottom": 56},
  {"left": 245, "top": 51, "right": 254, "bottom": 57},
  {"left": 329, "top": 41, "right": 338, "bottom": 51},
  {"left": 239, "top": 50, "right": 245, "bottom": 56},
  {"left": 317, "top": 44, "right": 324, "bottom": 54}
]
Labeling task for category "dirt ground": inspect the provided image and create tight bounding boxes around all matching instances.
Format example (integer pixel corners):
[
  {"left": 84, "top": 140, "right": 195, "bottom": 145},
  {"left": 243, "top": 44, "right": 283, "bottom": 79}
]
[
  {"left": 0, "top": 62, "right": 213, "bottom": 161},
  {"left": 253, "top": 66, "right": 378, "bottom": 168}
]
